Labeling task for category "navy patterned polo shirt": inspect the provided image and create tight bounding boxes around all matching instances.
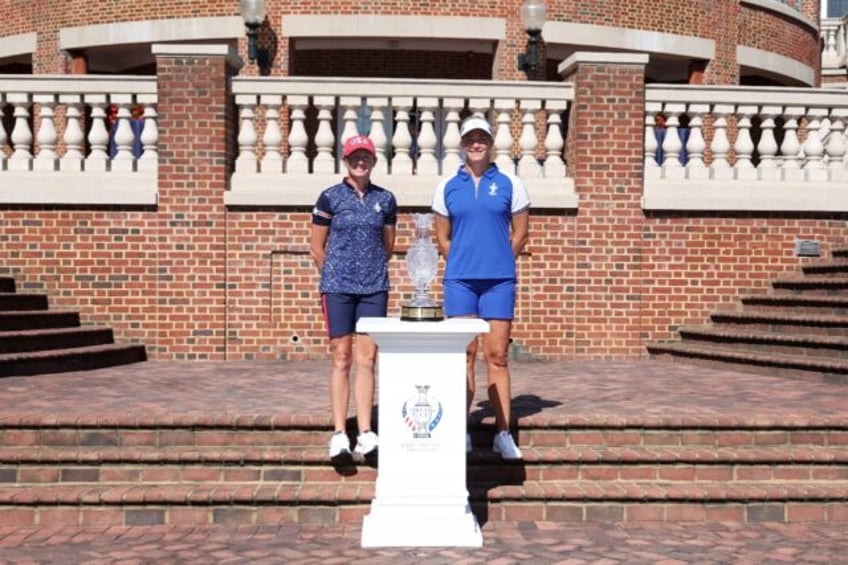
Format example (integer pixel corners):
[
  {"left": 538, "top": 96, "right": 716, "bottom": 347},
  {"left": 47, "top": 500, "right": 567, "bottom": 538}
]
[{"left": 312, "top": 179, "right": 398, "bottom": 294}]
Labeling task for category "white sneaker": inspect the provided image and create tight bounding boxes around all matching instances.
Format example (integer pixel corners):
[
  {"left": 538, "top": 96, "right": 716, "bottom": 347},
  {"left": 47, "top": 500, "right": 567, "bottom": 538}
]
[
  {"left": 466, "top": 433, "right": 472, "bottom": 454},
  {"left": 493, "top": 430, "right": 523, "bottom": 460},
  {"left": 328, "top": 431, "right": 351, "bottom": 459},
  {"left": 354, "top": 430, "right": 379, "bottom": 455}
]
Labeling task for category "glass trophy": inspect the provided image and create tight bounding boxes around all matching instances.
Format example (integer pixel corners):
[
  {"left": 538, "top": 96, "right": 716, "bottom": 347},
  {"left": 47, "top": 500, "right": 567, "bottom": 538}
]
[{"left": 400, "top": 213, "right": 444, "bottom": 321}]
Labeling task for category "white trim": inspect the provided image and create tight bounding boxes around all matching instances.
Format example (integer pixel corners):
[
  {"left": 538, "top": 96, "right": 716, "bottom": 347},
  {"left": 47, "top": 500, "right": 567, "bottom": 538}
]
[
  {"left": 282, "top": 15, "right": 505, "bottom": 40},
  {"left": 544, "top": 22, "right": 715, "bottom": 61},
  {"left": 737, "top": 45, "right": 816, "bottom": 86},
  {"left": 59, "top": 16, "right": 243, "bottom": 49},
  {"left": 559, "top": 52, "right": 650, "bottom": 76},
  {"left": 0, "top": 32, "right": 36, "bottom": 58},
  {"left": 643, "top": 181, "right": 848, "bottom": 212},
  {"left": 741, "top": 0, "right": 818, "bottom": 32},
  {"left": 0, "top": 173, "right": 157, "bottom": 206}
]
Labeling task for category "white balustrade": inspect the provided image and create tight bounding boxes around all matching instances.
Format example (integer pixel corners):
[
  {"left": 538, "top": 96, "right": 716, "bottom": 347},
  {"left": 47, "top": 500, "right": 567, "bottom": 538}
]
[
  {"left": 32, "top": 94, "right": 57, "bottom": 172},
  {"left": 261, "top": 95, "right": 283, "bottom": 174},
  {"left": 517, "top": 99, "right": 541, "bottom": 179}
]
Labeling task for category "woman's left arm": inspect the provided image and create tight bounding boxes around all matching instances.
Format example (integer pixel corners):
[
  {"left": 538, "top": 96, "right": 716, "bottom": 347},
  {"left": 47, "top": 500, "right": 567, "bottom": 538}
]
[
  {"left": 511, "top": 210, "right": 529, "bottom": 258},
  {"left": 383, "top": 225, "right": 397, "bottom": 259}
]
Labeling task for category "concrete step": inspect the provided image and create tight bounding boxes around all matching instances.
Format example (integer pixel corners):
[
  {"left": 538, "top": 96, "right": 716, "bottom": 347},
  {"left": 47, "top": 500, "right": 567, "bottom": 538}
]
[
  {"left": 0, "top": 293, "right": 48, "bottom": 312},
  {"left": 741, "top": 294, "right": 848, "bottom": 316},
  {"left": 0, "top": 343, "right": 147, "bottom": 377},
  {"left": 802, "top": 260, "right": 848, "bottom": 277},
  {"left": 677, "top": 326, "right": 848, "bottom": 360},
  {"left": 647, "top": 341, "right": 848, "bottom": 384},
  {"left": 0, "top": 326, "right": 115, "bottom": 354},
  {"left": 0, "top": 310, "right": 80, "bottom": 332},
  {"left": 771, "top": 275, "right": 848, "bottom": 295},
  {"left": 709, "top": 310, "right": 848, "bottom": 337}
]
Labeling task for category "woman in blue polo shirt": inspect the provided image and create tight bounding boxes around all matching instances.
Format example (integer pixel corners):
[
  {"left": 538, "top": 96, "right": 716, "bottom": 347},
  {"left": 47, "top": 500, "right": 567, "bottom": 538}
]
[
  {"left": 432, "top": 115, "right": 530, "bottom": 460},
  {"left": 310, "top": 135, "right": 397, "bottom": 461}
]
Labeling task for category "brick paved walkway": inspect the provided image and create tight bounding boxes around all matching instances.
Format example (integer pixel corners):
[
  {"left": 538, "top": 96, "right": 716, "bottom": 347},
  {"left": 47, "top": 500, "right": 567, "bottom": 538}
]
[{"left": 1, "top": 358, "right": 847, "bottom": 563}]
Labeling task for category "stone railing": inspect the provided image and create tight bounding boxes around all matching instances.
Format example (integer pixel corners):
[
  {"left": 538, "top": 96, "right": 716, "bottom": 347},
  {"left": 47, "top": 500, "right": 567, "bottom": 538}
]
[
  {"left": 644, "top": 84, "right": 848, "bottom": 211},
  {"left": 0, "top": 75, "right": 158, "bottom": 205},
  {"left": 227, "top": 77, "right": 576, "bottom": 208},
  {"left": 822, "top": 17, "right": 848, "bottom": 72}
]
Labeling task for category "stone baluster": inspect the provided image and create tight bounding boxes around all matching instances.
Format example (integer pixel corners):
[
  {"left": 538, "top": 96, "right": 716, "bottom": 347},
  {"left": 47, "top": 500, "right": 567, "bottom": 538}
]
[
  {"left": 33, "top": 94, "right": 58, "bottom": 172},
  {"left": 517, "top": 99, "right": 541, "bottom": 179},
  {"left": 391, "top": 97, "right": 414, "bottom": 175},
  {"left": 660, "top": 103, "right": 685, "bottom": 179},
  {"left": 493, "top": 99, "right": 515, "bottom": 173},
  {"left": 111, "top": 95, "right": 136, "bottom": 172},
  {"left": 709, "top": 104, "right": 733, "bottom": 181},
  {"left": 780, "top": 107, "right": 803, "bottom": 182},
  {"left": 826, "top": 109, "right": 847, "bottom": 181},
  {"left": 0, "top": 99, "right": 7, "bottom": 169},
  {"left": 756, "top": 105, "right": 781, "bottom": 181},
  {"left": 367, "top": 97, "right": 389, "bottom": 176},
  {"left": 260, "top": 94, "right": 283, "bottom": 174},
  {"left": 313, "top": 96, "right": 335, "bottom": 174},
  {"left": 8, "top": 94, "right": 33, "bottom": 171},
  {"left": 803, "top": 108, "right": 828, "bottom": 181},
  {"left": 644, "top": 102, "right": 661, "bottom": 179},
  {"left": 416, "top": 97, "right": 439, "bottom": 176},
  {"left": 137, "top": 96, "right": 159, "bottom": 171},
  {"left": 684, "top": 103, "right": 709, "bottom": 180},
  {"left": 235, "top": 95, "right": 258, "bottom": 173},
  {"left": 733, "top": 105, "right": 757, "bottom": 181},
  {"left": 543, "top": 100, "right": 567, "bottom": 178},
  {"left": 287, "top": 95, "right": 309, "bottom": 174},
  {"left": 85, "top": 95, "right": 110, "bottom": 172},
  {"left": 339, "top": 96, "right": 361, "bottom": 145},
  {"left": 441, "top": 98, "right": 463, "bottom": 175}
]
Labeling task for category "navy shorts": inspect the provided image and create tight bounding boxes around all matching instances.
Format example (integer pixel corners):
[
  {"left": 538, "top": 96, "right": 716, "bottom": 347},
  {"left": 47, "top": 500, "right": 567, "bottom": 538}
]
[
  {"left": 443, "top": 279, "right": 516, "bottom": 320},
  {"left": 321, "top": 291, "right": 388, "bottom": 338}
]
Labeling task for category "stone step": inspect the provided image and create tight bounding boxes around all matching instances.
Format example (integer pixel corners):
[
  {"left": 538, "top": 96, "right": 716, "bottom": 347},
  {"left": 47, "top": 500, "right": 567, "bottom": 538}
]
[
  {"left": 741, "top": 294, "right": 848, "bottom": 316},
  {"left": 0, "top": 326, "right": 115, "bottom": 354},
  {"left": 0, "top": 310, "right": 80, "bottom": 332},
  {"left": 3, "top": 423, "right": 846, "bottom": 449},
  {"left": 677, "top": 326, "right": 848, "bottom": 360},
  {"left": 0, "top": 343, "right": 148, "bottom": 377},
  {"left": 0, "top": 293, "right": 48, "bottom": 312},
  {"left": 647, "top": 341, "right": 848, "bottom": 384},
  {"left": 802, "top": 261, "right": 848, "bottom": 277},
  {"left": 1, "top": 481, "right": 845, "bottom": 526},
  {"left": 771, "top": 275, "right": 848, "bottom": 296}
]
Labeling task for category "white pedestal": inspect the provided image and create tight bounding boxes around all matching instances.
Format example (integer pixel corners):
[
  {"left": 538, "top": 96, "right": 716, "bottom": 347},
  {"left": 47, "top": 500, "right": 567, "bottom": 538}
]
[{"left": 356, "top": 317, "right": 489, "bottom": 548}]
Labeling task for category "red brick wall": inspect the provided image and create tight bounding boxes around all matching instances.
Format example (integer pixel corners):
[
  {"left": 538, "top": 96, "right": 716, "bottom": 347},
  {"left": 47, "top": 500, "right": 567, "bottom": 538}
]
[{"left": 0, "top": 0, "right": 822, "bottom": 84}]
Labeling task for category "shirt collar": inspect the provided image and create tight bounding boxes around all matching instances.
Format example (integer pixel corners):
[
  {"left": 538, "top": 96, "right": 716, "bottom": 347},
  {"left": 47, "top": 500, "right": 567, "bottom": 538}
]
[{"left": 457, "top": 163, "right": 498, "bottom": 180}]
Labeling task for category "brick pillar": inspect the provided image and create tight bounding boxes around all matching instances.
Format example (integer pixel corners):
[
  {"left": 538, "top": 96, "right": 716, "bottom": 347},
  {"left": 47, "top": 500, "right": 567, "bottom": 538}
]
[
  {"left": 152, "top": 44, "right": 239, "bottom": 360},
  {"left": 561, "top": 52, "right": 649, "bottom": 358}
]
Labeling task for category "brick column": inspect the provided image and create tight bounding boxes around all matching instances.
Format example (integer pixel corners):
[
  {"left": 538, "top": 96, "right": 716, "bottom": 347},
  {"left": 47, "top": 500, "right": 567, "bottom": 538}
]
[
  {"left": 560, "top": 52, "right": 648, "bottom": 358},
  {"left": 152, "top": 44, "right": 239, "bottom": 360}
]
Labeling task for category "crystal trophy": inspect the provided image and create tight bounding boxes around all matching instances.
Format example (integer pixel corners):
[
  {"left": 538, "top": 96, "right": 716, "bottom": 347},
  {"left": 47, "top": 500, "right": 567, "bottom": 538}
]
[{"left": 400, "top": 213, "right": 444, "bottom": 321}]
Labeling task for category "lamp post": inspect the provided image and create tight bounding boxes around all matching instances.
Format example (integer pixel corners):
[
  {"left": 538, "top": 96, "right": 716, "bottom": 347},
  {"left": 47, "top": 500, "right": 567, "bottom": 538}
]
[
  {"left": 517, "top": 0, "right": 546, "bottom": 76},
  {"left": 239, "top": 0, "right": 268, "bottom": 65}
]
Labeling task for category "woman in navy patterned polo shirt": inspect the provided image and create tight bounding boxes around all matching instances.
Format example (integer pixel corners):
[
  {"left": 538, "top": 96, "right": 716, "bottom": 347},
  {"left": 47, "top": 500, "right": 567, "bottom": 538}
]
[{"left": 310, "top": 135, "right": 398, "bottom": 461}]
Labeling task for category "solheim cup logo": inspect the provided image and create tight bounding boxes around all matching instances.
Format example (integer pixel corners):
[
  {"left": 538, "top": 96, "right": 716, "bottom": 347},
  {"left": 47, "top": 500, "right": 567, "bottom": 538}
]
[{"left": 401, "top": 385, "right": 443, "bottom": 439}]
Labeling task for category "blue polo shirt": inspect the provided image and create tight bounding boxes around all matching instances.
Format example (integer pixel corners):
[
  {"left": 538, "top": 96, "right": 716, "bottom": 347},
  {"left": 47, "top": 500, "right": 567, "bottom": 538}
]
[
  {"left": 432, "top": 164, "right": 530, "bottom": 280},
  {"left": 312, "top": 179, "right": 397, "bottom": 294}
]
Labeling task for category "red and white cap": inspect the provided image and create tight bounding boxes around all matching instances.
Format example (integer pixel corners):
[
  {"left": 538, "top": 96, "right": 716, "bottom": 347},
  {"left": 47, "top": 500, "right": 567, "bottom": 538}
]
[{"left": 342, "top": 135, "right": 377, "bottom": 158}]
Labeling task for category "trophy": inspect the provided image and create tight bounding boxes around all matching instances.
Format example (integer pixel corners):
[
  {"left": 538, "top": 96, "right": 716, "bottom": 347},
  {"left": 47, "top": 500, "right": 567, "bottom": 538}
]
[{"left": 400, "top": 213, "right": 444, "bottom": 321}]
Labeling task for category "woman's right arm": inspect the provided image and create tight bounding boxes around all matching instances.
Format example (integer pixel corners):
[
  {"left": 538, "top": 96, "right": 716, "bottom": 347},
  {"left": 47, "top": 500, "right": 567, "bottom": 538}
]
[{"left": 310, "top": 224, "right": 329, "bottom": 271}]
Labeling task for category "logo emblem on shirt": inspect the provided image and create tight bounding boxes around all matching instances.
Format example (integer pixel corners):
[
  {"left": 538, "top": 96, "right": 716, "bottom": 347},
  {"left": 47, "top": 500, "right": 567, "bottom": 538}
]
[
  {"left": 488, "top": 182, "right": 499, "bottom": 196},
  {"left": 374, "top": 202, "right": 382, "bottom": 213}
]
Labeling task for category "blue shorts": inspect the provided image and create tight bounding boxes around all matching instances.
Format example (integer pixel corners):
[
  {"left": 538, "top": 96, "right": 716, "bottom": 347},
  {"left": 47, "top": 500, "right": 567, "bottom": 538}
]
[
  {"left": 322, "top": 292, "right": 388, "bottom": 338},
  {"left": 443, "top": 279, "right": 516, "bottom": 320}
]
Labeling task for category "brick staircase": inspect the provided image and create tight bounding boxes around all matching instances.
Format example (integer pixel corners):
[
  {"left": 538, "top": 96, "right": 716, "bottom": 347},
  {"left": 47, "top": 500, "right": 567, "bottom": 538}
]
[
  {"left": 0, "top": 275, "right": 147, "bottom": 377},
  {"left": 647, "top": 248, "right": 848, "bottom": 384},
  {"left": 1, "top": 416, "right": 845, "bottom": 526}
]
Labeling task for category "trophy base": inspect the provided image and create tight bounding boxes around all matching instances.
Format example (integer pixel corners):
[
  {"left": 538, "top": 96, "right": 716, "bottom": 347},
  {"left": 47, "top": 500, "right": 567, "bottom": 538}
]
[{"left": 400, "top": 303, "right": 444, "bottom": 322}]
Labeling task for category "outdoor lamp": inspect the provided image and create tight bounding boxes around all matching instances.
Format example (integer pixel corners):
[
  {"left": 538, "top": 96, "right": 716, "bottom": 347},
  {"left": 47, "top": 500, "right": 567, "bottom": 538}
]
[
  {"left": 239, "top": 0, "right": 268, "bottom": 65},
  {"left": 517, "top": 0, "right": 546, "bottom": 75}
]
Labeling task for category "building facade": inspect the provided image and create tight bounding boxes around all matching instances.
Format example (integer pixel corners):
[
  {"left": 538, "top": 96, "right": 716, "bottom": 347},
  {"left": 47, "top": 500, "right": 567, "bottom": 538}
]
[{"left": 1, "top": 1, "right": 847, "bottom": 361}]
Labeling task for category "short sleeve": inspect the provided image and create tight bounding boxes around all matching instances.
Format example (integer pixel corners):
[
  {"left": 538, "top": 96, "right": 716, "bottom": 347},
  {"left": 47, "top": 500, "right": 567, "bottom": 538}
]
[
  {"left": 432, "top": 178, "right": 449, "bottom": 217},
  {"left": 312, "top": 191, "right": 333, "bottom": 226},
  {"left": 509, "top": 175, "right": 531, "bottom": 215}
]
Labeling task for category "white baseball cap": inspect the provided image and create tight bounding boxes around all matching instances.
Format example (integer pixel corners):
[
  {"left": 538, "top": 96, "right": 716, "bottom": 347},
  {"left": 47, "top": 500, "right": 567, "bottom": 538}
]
[{"left": 459, "top": 116, "right": 493, "bottom": 138}]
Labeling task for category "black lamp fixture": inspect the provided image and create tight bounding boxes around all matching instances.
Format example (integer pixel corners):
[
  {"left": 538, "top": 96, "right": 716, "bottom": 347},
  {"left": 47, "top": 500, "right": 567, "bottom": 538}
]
[
  {"left": 517, "top": 0, "right": 546, "bottom": 75},
  {"left": 239, "top": 0, "right": 269, "bottom": 66}
]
